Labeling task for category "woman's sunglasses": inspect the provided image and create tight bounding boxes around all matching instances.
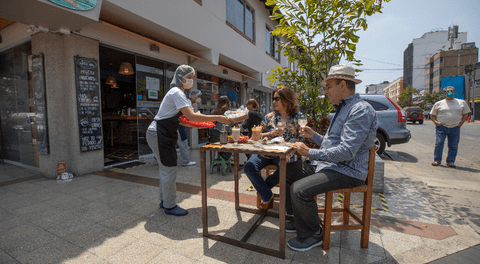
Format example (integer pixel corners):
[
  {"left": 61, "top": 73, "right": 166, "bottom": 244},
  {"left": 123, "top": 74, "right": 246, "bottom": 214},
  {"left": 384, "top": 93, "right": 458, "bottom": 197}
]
[{"left": 272, "top": 96, "right": 281, "bottom": 102}]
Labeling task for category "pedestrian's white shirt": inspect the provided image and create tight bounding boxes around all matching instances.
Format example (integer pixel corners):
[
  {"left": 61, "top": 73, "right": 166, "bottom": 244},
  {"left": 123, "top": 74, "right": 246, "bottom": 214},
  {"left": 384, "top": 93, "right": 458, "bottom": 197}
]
[
  {"left": 147, "top": 87, "right": 190, "bottom": 131},
  {"left": 430, "top": 99, "right": 470, "bottom": 128}
]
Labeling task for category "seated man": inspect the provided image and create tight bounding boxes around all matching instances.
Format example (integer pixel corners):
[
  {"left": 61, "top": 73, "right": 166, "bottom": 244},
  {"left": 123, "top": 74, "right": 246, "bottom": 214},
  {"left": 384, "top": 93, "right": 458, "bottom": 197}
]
[{"left": 285, "top": 64, "right": 378, "bottom": 252}]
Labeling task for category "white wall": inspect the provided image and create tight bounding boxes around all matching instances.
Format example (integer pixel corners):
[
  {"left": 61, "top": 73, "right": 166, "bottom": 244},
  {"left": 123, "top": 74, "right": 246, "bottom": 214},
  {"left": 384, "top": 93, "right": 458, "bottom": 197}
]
[
  {"left": 106, "top": 0, "right": 286, "bottom": 80},
  {"left": 411, "top": 31, "right": 467, "bottom": 91}
]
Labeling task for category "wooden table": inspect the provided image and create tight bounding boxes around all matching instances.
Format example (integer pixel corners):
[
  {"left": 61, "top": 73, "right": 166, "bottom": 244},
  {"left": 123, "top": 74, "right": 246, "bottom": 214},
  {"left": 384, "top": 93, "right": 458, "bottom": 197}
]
[{"left": 200, "top": 142, "right": 295, "bottom": 259}]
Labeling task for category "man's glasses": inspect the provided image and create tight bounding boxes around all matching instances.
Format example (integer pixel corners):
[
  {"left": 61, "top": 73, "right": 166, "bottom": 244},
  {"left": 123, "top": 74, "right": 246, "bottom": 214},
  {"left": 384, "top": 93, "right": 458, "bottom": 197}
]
[{"left": 272, "top": 96, "right": 281, "bottom": 102}]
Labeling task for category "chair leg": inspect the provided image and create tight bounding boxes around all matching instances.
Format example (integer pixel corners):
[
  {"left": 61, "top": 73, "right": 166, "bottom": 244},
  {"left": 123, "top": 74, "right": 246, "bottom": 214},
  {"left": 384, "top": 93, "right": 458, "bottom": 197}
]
[
  {"left": 361, "top": 191, "right": 373, "bottom": 248},
  {"left": 343, "top": 192, "right": 351, "bottom": 225},
  {"left": 323, "top": 192, "right": 333, "bottom": 250}
]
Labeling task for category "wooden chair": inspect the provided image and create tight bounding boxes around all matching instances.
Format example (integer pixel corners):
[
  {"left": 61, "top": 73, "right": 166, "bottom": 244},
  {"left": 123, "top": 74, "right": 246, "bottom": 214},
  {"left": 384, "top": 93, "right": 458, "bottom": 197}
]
[{"left": 318, "top": 146, "right": 376, "bottom": 250}]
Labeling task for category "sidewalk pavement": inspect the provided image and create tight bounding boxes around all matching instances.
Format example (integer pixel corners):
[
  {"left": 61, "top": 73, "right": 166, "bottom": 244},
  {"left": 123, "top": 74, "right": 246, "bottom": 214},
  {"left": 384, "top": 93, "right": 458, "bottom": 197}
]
[{"left": 1, "top": 149, "right": 480, "bottom": 264}]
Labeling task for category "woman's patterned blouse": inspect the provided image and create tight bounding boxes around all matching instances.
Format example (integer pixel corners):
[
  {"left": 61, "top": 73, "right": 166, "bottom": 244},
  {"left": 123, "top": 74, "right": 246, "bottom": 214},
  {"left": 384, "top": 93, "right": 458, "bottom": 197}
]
[{"left": 261, "top": 111, "right": 304, "bottom": 142}]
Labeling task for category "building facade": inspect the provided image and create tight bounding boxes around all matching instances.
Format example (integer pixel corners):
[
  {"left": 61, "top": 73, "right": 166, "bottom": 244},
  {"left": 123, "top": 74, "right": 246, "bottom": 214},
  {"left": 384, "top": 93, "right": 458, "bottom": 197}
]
[
  {"left": 0, "top": 0, "right": 294, "bottom": 177},
  {"left": 423, "top": 43, "right": 478, "bottom": 94},
  {"left": 403, "top": 30, "right": 467, "bottom": 91},
  {"left": 365, "top": 81, "right": 390, "bottom": 94},
  {"left": 382, "top": 77, "right": 403, "bottom": 102}
]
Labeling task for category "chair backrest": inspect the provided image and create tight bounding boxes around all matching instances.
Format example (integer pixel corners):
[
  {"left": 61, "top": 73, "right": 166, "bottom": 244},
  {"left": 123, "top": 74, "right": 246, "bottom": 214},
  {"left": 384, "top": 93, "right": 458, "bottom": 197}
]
[{"left": 365, "top": 146, "right": 376, "bottom": 190}]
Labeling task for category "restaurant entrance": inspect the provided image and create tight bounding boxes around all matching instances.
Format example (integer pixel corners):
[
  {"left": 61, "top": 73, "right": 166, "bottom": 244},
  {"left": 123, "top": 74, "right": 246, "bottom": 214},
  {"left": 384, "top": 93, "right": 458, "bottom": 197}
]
[{"left": 100, "top": 45, "right": 179, "bottom": 166}]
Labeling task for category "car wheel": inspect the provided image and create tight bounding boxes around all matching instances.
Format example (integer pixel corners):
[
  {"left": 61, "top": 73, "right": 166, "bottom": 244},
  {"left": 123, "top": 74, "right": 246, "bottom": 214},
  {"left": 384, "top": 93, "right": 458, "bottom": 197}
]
[
  {"left": 419, "top": 120, "right": 424, "bottom": 124},
  {"left": 374, "top": 133, "right": 386, "bottom": 156},
  {"left": 410, "top": 112, "right": 419, "bottom": 119}
]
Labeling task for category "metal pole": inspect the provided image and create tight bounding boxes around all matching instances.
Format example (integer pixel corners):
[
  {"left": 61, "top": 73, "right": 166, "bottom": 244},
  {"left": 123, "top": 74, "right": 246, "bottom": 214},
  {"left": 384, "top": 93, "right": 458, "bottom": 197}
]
[{"left": 472, "top": 65, "right": 476, "bottom": 121}]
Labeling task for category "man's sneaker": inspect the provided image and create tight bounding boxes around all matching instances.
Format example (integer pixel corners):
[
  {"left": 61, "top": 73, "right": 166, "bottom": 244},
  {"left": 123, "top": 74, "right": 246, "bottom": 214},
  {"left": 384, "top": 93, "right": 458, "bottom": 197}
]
[
  {"left": 182, "top": 161, "right": 196, "bottom": 166},
  {"left": 285, "top": 220, "right": 296, "bottom": 233},
  {"left": 159, "top": 201, "right": 164, "bottom": 209},
  {"left": 287, "top": 228, "right": 323, "bottom": 252},
  {"left": 164, "top": 205, "right": 188, "bottom": 216}
]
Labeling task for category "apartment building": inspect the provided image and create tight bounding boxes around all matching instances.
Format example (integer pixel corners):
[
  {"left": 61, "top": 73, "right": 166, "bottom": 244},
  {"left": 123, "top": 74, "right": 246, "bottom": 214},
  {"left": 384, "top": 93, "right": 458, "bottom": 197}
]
[
  {"left": 403, "top": 30, "right": 467, "bottom": 91},
  {"left": 0, "top": 0, "right": 293, "bottom": 177},
  {"left": 382, "top": 77, "right": 403, "bottom": 102},
  {"left": 423, "top": 43, "right": 478, "bottom": 94}
]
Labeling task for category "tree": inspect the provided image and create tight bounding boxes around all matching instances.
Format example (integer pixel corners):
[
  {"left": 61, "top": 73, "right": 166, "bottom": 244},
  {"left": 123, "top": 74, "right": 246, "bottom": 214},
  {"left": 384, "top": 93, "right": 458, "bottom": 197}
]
[
  {"left": 396, "top": 85, "right": 419, "bottom": 108},
  {"left": 420, "top": 93, "right": 444, "bottom": 110},
  {"left": 265, "top": 0, "right": 389, "bottom": 133}
]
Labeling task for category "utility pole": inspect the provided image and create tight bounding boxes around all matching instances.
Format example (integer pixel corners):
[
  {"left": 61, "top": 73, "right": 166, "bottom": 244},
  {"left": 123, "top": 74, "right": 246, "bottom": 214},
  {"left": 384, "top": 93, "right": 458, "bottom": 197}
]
[{"left": 465, "top": 62, "right": 480, "bottom": 121}]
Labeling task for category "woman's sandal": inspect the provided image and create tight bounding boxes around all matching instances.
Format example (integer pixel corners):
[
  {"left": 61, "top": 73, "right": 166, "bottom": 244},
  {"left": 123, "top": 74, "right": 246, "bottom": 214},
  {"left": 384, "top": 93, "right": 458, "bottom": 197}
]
[{"left": 259, "top": 196, "right": 274, "bottom": 211}]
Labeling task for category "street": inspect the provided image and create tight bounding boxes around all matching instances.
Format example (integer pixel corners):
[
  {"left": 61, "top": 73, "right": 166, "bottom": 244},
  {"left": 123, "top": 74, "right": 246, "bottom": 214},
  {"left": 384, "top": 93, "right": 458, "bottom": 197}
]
[{"left": 382, "top": 120, "right": 480, "bottom": 234}]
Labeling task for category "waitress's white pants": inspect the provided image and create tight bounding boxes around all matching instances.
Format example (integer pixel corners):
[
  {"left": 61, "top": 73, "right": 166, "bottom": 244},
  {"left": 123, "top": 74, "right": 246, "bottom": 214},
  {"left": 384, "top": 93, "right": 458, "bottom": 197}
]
[{"left": 146, "top": 130, "right": 178, "bottom": 209}]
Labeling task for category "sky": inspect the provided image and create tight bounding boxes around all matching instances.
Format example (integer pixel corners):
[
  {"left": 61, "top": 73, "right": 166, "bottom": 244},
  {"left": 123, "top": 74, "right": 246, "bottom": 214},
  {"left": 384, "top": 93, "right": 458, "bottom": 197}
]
[{"left": 340, "top": 0, "right": 480, "bottom": 94}]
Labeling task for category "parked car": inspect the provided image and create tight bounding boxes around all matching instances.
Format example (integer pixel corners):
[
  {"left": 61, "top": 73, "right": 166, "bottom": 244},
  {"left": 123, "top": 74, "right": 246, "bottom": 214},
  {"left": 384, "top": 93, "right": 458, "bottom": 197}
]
[
  {"left": 328, "top": 94, "right": 411, "bottom": 155},
  {"left": 404, "top": 106, "right": 424, "bottom": 124}
]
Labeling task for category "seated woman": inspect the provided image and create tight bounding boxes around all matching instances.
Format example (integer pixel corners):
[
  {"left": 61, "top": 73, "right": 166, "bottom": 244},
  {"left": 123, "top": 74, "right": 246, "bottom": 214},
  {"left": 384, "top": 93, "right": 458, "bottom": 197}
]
[
  {"left": 244, "top": 86, "right": 303, "bottom": 210},
  {"left": 209, "top": 96, "right": 232, "bottom": 161}
]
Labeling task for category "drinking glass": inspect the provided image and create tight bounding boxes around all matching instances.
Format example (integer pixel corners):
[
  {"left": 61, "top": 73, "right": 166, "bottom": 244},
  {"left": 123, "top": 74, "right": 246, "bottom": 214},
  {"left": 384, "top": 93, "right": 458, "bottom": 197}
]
[
  {"left": 232, "top": 127, "right": 241, "bottom": 146},
  {"left": 251, "top": 127, "right": 262, "bottom": 148},
  {"left": 298, "top": 117, "right": 308, "bottom": 128}
]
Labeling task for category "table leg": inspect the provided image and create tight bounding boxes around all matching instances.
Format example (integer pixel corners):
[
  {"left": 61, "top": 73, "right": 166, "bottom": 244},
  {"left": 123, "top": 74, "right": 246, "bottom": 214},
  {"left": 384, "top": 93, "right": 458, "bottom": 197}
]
[
  {"left": 279, "top": 155, "right": 286, "bottom": 258},
  {"left": 201, "top": 148, "right": 208, "bottom": 236},
  {"left": 234, "top": 152, "right": 240, "bottom": 210}
]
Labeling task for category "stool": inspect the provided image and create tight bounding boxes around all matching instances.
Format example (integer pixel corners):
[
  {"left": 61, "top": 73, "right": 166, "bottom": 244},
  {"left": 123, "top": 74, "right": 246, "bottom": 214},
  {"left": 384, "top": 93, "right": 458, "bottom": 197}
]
[
  {"left": 318, "top": 146, "right": 376, "bottom": 250},
  {"left": 210, "top": 151, "right": 232, "bottom": 176},
  {"left": 106, "top": 121, "right": 118, "bottom": 147}
]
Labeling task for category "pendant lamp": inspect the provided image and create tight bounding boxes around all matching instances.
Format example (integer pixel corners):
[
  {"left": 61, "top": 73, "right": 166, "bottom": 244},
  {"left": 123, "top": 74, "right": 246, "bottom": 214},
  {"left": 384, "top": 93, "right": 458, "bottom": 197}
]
[
  {"left": 110, "top": 83, "right": 119, "bottom": 88},
  {"left": 119, "top": 62, "right": 134, "bottom": 75},
  {"left": 105, "top": 76, "right": 117, "bottom": 85}
]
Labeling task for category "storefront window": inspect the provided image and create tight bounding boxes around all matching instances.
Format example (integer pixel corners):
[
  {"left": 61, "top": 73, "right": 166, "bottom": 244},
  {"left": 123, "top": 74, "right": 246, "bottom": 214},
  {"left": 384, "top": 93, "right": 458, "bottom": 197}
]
[
  {"left": 0, "top": 42, "right": 37, "bottom": 167},
  {"left": 196, "top": 71, "right": 241, "bottom": 143},
  {"left": 253, "top": 89, "right": 270, "bottom": 115}
]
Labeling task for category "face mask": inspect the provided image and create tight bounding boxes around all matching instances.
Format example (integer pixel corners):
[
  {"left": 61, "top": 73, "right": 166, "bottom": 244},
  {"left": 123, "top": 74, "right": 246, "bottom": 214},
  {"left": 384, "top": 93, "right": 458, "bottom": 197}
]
[
  {"left": 183, "top": 78, "right": 194, "bottom": 89},
  {"left": 196, "top": 98, "right": 201, "bottom": 104},
  {"left": 446, "top": 91, "right": 454, "bottom": 98}
]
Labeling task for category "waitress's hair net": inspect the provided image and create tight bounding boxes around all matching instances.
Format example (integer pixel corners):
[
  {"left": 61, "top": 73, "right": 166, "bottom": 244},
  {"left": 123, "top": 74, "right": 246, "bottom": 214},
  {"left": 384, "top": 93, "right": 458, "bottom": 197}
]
[
  {"left": 170, "top": 65, "right": 195, "bottom": 88},
  {"left": 189, "top": 90, "right": 202, "bottom": 98}
]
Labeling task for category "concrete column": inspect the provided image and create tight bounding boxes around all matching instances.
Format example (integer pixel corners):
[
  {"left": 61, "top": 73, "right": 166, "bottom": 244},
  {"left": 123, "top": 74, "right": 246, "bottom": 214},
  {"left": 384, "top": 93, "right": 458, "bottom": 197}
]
[{"left": 31, "top": 32, "right": 103, "bottom": 178}]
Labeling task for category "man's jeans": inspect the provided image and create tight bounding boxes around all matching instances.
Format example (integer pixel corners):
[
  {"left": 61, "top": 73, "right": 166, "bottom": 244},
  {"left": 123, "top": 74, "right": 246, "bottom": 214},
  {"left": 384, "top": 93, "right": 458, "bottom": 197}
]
[
  {"left": 285, "top": 160, "right": 364, "bottom": 239},
  {"left": 434, "top": 125, "right": 460, "bottom": 164}
]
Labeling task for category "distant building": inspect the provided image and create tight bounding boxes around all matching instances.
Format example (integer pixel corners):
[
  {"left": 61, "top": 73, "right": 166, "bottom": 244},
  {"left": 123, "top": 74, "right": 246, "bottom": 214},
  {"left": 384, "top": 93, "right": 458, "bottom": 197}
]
[
  {"left": 423, "top": 42, "right": 478, "bottom": 94},
  {"left": 365, "top": 81, "right": 389, "bottom": 94},
  {"left": 403, "top": 30, "right": 467, "bottom": 92},
  {"left": 383, "top": 77, "right": 404, "bottom": 102}
]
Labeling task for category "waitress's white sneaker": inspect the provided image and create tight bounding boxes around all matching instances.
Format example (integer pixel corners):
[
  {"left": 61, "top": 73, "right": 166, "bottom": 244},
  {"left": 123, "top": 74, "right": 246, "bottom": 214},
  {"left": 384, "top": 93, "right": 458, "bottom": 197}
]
[{"left": 182, "top": 161, "right": 196, "bottom": 166}]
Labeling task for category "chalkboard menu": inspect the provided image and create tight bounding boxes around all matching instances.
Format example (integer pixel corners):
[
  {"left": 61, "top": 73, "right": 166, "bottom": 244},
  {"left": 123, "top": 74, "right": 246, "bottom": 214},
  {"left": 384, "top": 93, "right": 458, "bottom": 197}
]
[
  {"left": 75, "top": 56, "right": 103, "bottom": 152},
  {"left": 32, "top": 53, "right": 50, "bottom": 154}
]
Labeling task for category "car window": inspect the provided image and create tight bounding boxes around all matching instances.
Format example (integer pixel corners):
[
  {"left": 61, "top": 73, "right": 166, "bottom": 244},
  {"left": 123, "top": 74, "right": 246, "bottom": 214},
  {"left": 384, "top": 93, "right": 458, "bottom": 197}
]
[
  {"left": 363, "top": 100, "right": 389, "bottom": 111},
  {"left": 407, "top": 108, "right": 422, "bottom": 112}
]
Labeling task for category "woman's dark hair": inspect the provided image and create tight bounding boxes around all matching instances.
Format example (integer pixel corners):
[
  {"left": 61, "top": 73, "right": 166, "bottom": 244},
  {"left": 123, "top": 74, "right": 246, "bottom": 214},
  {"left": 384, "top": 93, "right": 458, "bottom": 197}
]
[
  {"left": 213, "top": 96, "right": 230, "bottom": 115},
  {"left": 273, "top": 86, "right": 299, "bottom": 117},
  {"left": 246, "top": 98, "right": 259, "bottom": 109}
]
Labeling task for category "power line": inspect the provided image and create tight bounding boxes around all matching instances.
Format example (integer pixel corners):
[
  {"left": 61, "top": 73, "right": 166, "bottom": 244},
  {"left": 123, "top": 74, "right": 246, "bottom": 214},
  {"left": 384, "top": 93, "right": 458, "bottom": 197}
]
[{"left": 356, "top": 55, "right": 403, "bottom": 66}]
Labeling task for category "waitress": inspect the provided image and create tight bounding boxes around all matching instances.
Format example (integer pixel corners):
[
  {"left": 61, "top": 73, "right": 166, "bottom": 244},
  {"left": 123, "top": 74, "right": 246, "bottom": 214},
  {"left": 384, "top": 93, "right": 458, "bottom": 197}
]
[{"left": 146, "top": 65, "right": 231, "bottom": 216}]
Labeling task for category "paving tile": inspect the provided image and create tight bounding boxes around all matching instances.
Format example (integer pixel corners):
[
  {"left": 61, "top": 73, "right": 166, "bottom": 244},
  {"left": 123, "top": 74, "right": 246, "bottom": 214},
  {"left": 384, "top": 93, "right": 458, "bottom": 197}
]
[
  {"left": 197, "top": 238, "right": 251, "bottom": 264},
  {"left": 63, "top": 223, "right": 120, "bottom": 248},
  {"left": 0, "top": 249, "right": 17, "bottom": 264},
  {"left": 148, "top": 249, "right": 198, "bottom": 264},
  {"left": 0, "top": 208, "right": 16, "bottom": 223},
  {"left": 293, "top": 246, "right": 340, "bottom": 264},
  {"left": 1, "top": 227, "right": 61, "bottom": 259},
  {"left": 98, "top": 211, "right": 143, "bottom": 230},
  {"left": 338, "top": 230, "right": 386, "bottom": 259},
  {"left": 15, "top": 238, "right": 84, "bottom": 264},
  {"left": 107, "top": 239, "right": 164, "bottom": 264},
  {"left": 61, "top": 251, "right": 110, "bottom": 264},
  {"left": 43, "top": 214, "right": 96, "bottom": 237},
  {"left": 87, "top": 232, "right": 138, "bottom": 258},
  {"left": 2, "top": 181, "right": 46, "bottom": 195}
]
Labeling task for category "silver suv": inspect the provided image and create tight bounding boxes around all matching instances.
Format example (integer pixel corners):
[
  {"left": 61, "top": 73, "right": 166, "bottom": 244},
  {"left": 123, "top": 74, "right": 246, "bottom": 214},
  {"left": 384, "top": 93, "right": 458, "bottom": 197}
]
[{"left": 329, "top": 94, "right": 411, "bottom": 155}]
